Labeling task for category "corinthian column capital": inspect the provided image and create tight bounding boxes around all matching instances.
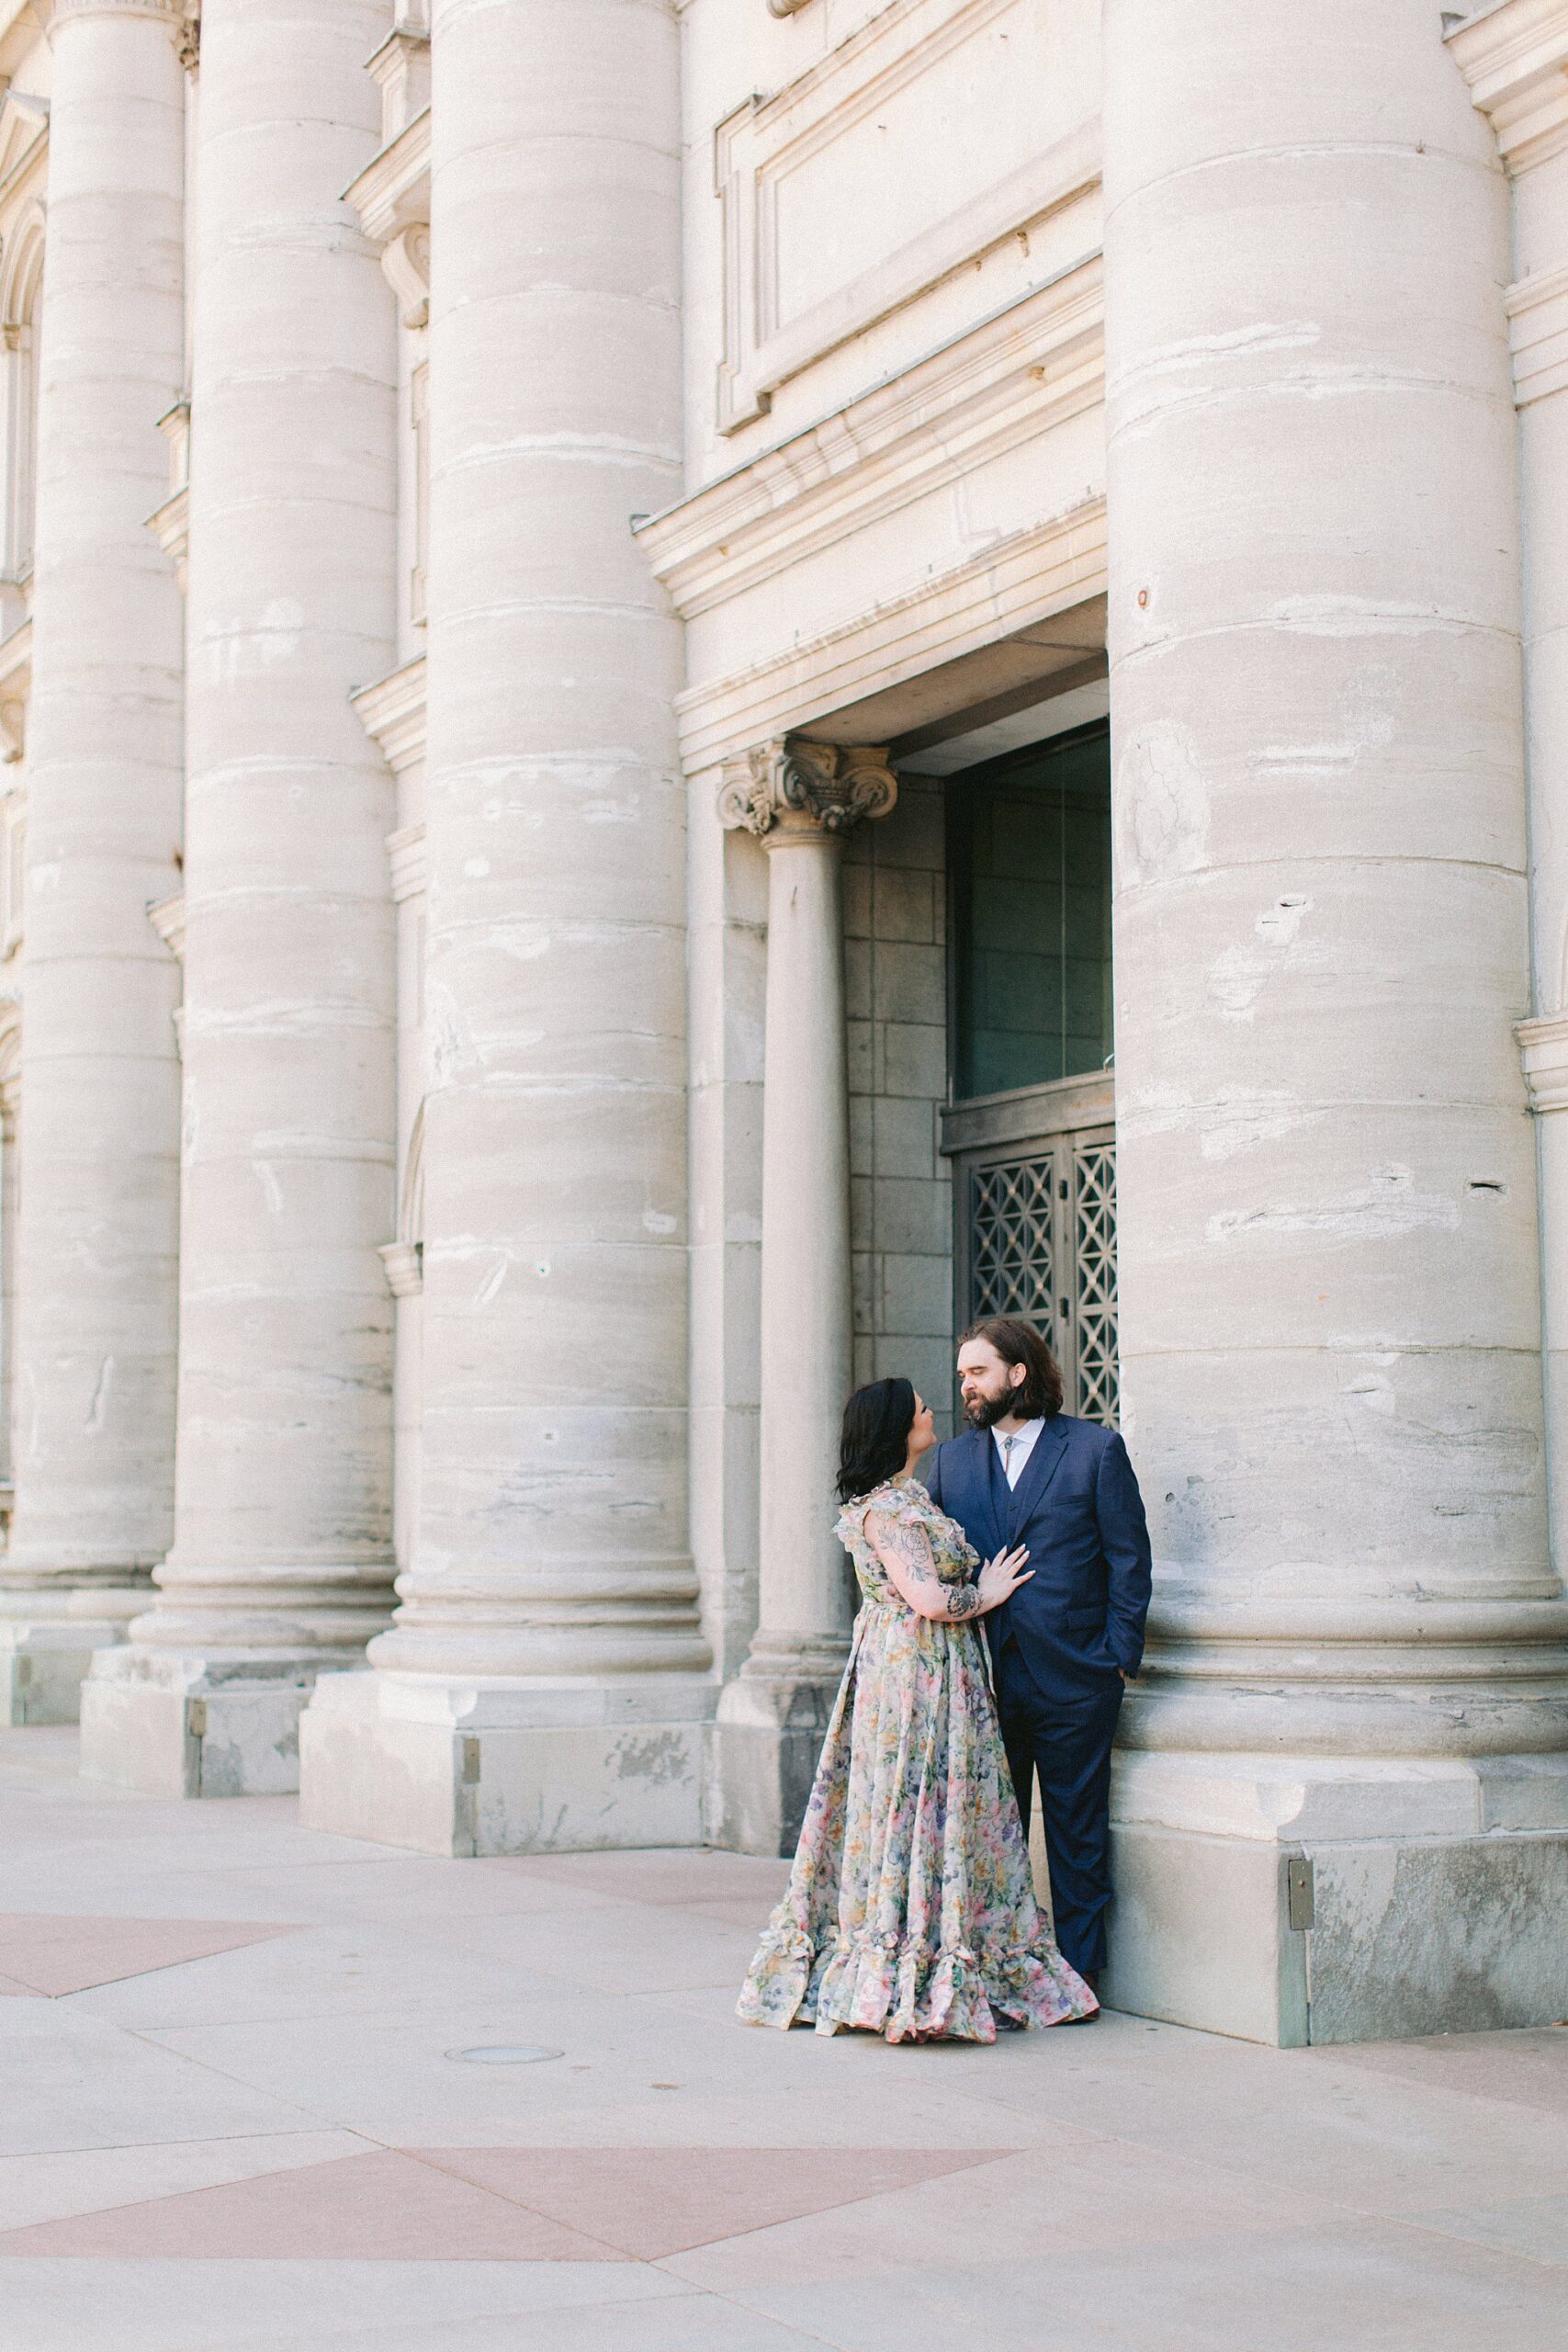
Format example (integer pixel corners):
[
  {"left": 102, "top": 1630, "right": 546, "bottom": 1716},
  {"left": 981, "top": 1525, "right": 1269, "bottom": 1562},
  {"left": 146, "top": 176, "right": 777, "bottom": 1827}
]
[{"left": 717, "top": 737, "right": 897, "bottom": 842}]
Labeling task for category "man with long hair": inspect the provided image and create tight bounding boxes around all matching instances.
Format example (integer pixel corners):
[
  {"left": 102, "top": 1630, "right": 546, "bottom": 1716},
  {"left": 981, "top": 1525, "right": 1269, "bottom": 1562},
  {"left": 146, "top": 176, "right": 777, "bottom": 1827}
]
[{"left": 924, "top": 1316, "right": 1152, "bottom": 2005}]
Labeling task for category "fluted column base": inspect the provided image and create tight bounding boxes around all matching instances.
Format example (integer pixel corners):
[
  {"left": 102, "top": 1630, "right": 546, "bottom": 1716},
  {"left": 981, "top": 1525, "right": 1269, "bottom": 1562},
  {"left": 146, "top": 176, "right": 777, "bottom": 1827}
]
[
  {"left": 0, "top": 1580, "right": 148, "bottom": 1726},
  {"left": 298, "top": 1668, "right": 718, "bottom": 1857},
  {"left": 709, "top": 1628, "right": 852, "bottom": 1858},
  {"left": 77, "top": 1560, "right": 395, "bottom": 1796},
  {"left": 1105, "top": 1748, "right": 1568, "bottom": 2047}
]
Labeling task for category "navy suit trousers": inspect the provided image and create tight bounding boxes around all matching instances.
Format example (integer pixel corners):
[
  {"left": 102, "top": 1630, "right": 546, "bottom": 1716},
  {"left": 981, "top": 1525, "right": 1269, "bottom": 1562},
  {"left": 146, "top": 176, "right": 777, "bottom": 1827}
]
[{"left": 992, "top": 1634, "right": 1122, "bottom": 1977}]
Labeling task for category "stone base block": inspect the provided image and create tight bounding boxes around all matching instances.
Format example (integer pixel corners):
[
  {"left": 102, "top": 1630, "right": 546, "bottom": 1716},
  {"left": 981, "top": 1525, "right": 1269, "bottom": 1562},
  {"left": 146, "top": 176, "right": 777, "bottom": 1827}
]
[
  {"left": 708, "top": 1671, "right": 843, "bottom": 1858},
  {"left": 298, "top": 1668, "right": 718, "bottom": 1857},
  {"left": 78, "top": 1649, "right": 318, "bottom": 1797},
  {"left": 0, "top": 1589, "right": 145, "bottom": 1726},
  {"left": 1104, "top": 1749, "right": 1568, "bottom": 2046}
]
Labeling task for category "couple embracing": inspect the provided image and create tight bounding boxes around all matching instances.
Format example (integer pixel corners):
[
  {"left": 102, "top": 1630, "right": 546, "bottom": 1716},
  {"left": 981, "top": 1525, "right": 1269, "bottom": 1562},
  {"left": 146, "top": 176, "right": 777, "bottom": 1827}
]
[{"left": 739, "top": 1315, "right": 1153, "bottom": 2043}]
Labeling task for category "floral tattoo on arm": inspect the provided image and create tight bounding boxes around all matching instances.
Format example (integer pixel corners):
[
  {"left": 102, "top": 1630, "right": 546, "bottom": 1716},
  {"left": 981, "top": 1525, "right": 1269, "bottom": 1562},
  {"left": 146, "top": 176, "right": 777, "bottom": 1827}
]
[{"left": 870, "top": 1513, "right": 982, "bottom": 1621}]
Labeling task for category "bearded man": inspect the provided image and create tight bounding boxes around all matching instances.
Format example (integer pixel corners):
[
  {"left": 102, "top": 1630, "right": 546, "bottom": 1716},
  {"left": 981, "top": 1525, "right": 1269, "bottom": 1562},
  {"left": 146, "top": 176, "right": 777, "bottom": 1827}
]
[{"left": 923, "top": 1315, "right": 1152, "bottom": 2004}]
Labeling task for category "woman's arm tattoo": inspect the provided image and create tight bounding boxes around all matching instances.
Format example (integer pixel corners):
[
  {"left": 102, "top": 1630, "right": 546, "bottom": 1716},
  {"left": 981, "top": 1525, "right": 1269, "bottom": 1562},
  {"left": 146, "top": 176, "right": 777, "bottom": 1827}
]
[{"left": 870, "top": 1513, "right": 981, "bottom": 1620}]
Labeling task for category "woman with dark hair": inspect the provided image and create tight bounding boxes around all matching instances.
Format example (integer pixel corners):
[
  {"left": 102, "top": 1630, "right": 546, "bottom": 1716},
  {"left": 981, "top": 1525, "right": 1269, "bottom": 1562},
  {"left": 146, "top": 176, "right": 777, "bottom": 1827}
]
[{"left": 737, "top": 1376, "right": 1097, "bottom": 2042}]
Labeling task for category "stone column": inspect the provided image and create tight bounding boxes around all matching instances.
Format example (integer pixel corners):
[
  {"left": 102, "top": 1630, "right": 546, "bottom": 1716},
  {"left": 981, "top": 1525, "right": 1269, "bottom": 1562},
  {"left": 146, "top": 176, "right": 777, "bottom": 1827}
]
[
  {"left": 1102, "top": 0, "right": 1568, "bottom": 2044},
  {"left": 79, "top": 0, "right": 399, "bottom": 1796},
  {"left": 1450, "top": 1, "right": 1568, "bottom": 1603},
  {"left": 299, "top": 0, "right": 711, "bottom": 1856},
  {"left": 0, "top": 0, "right": 186, "bottom": 1725},
  {"left": 712, "top": 740, "right": 897, "bottom": 1855}
]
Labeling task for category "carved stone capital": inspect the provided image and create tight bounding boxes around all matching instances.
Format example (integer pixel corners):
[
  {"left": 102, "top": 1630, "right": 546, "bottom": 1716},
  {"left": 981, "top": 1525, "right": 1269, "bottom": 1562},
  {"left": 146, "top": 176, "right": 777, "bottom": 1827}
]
[{"left": 717, "top": 738, "right": 897, "bottom": 842}]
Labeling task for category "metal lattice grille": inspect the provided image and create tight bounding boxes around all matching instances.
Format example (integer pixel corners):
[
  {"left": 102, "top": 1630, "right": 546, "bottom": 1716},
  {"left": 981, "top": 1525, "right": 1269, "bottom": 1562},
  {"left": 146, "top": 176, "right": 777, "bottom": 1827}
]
[
  {"left": 961, "top": 1130, "right": 1118, "bottom": 1427},
  {"left": 970, "top": 1156, "right": 1055, "bottom": 1320},
  {"left": 1073, "top": 1141, "right": 1118, "bottom": 1425}
]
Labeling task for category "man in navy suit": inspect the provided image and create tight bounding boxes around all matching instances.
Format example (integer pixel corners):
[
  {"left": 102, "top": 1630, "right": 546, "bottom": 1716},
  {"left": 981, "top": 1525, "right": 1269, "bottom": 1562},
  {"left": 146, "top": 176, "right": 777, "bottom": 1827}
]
[{"left": 925, "top": 1314, "right": 1152, "bottom": 1998}]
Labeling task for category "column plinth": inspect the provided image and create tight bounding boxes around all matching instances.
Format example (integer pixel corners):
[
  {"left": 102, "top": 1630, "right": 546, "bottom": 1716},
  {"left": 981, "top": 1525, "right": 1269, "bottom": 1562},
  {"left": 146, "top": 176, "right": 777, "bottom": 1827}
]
[
  {"left": 299, "top": 0, "right": 715, "bottom": 1857},
  {"left": 1101, "top": 0, "right": 1568, "bottom": 2043},
  {"left": 78, "top": 0, "right": 400, "bottom": 1797},
  {"left": 0, "top": 0, "right": 186, "bottom": 1723},
  {"left": 712, "top": 740, "right": 897, "bottom": 1856}
]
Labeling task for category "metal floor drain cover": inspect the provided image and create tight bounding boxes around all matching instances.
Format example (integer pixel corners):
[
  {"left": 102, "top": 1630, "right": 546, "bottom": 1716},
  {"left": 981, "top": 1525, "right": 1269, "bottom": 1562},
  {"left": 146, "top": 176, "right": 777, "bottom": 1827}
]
[{"left": 447, "top": 2043, "right": 563, "bottom": 2065}]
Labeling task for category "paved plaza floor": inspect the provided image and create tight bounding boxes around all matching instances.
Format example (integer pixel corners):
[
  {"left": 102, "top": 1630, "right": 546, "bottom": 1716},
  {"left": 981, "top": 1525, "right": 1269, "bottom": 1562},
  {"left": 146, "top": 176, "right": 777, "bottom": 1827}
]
[{"left": 0, "top": 1725, "right": 1564, "bottom": 2351}]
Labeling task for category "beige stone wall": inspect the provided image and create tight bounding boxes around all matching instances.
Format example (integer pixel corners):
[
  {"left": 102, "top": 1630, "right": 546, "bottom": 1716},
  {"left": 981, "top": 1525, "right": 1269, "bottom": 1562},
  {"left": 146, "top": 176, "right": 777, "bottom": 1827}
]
[{"left": 844, "top": 775, "right": 954, "bottom": 1430}]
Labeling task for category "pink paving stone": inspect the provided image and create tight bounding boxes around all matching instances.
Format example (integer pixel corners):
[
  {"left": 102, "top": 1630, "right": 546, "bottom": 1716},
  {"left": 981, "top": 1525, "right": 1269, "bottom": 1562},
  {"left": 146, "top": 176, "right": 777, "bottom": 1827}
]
[
  {"left": 412, "top": 2146, "right": 1015, "bottom": 2259},
  {"left": 0, "top": 1915, "right": 298, "bottom": 1996},
  {"left": 0, "top": 2150, "right": 630, "bottom": 2262}
]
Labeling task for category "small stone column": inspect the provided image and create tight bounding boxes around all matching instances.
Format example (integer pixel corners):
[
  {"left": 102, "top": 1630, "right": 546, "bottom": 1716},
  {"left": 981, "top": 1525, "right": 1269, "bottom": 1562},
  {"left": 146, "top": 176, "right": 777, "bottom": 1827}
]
[
  {"left": 1102, "top": 0, "right": 1568, "bottom": 2044},
  {"left": 0, "top": 0, "right": 186, "bottom": 1724},
  {"left": 299, "top": 0, "right": 712, "bottom": 1857},
  {"left": 79, "top": 0, "right": 399, "bottom": 1796},
  {"left": 713, "top": 740, "right": 897, "bottom": 1856}
]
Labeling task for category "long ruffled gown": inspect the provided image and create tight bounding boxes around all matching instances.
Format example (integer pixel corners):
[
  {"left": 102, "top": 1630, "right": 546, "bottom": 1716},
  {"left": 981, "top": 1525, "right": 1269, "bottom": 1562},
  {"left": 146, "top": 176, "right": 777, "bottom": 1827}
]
[{"left": 737, "top": 1474, "right": 1097, "bottom": 2042}]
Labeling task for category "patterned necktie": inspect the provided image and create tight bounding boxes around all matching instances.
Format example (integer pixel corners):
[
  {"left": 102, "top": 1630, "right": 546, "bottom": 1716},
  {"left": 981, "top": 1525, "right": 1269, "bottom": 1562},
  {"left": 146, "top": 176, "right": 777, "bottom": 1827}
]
[{"left": 1001, "top": 1433, "right": 1017, "bottom": 1487}]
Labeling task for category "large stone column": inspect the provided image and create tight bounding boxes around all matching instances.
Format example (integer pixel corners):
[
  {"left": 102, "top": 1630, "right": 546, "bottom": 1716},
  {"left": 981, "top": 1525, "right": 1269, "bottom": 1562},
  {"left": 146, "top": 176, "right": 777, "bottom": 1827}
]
[
  {"left": 712, "top": 741, "right": 896, "bottom": 1855},
  {"left": 79, "top": 0, "right": 399, "bottom": 1796},
  {"left": 0, "top": 0, "right": 186, "bottom": 1725},
  {"left": 1102, "top": 0, "right": 1568, "bottom": 2043},
  {"left": 299, "top": 0, "right": 711, "bottom": 1855}
]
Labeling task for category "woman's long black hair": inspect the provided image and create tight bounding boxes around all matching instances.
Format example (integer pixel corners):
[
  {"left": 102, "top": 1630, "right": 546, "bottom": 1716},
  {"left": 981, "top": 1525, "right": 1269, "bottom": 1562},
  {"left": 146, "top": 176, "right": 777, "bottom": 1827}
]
[{"left": 836, "top": 1376, "right": 916, "bottom": 1504}]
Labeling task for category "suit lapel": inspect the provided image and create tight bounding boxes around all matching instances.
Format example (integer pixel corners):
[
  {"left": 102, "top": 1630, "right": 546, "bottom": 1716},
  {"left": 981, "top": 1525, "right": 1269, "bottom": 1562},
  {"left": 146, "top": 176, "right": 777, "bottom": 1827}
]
[
  {"left": 1006, "top": 1415, "right": 1069, "bottom": 1540},
  {"left": 948, "top": 1429, "right": 1005, "bottom": 1561}
]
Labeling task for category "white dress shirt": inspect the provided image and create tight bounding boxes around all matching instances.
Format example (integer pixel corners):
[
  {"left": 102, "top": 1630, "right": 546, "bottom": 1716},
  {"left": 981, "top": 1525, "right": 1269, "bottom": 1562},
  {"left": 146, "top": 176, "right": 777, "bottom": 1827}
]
[{"left": 993, "top": 1417, "right": 1046, "bottom": 1488}]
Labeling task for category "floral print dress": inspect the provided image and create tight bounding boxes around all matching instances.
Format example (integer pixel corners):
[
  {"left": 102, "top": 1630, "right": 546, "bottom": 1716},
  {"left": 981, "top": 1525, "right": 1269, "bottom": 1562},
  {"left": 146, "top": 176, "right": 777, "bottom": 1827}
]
[{"left": 737, "top": 1475, "right": 1097, "bottom": 2042}]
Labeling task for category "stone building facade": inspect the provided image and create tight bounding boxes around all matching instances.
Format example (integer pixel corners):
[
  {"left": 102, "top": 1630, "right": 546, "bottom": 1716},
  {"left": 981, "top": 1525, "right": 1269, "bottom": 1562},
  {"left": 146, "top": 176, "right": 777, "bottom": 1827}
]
[{"left": 0, "top": 0, "right": 1563, "bottom": 2046}]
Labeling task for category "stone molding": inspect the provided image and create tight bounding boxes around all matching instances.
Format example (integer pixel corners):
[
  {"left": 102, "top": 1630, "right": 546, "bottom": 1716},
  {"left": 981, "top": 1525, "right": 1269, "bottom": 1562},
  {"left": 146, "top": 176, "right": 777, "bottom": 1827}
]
[
  {"left": 384, "top": 821, "right": 425, "bottom": 903},
  {"left": 676, "top": 490, "right": 1106, "bottom": 770},
  {"left": 717, "top": 738, "right": 897, "bottom": 839},
  {"left": 43, "top": 0, "right": 182, "bottom": 23},
  {"left": 344, "top": 101, "right": 429, "bottom": 254},
  {"left": 145, "top": 891, "right": 185, "bottom": 961},
  {"left": 1449, "top": 0, "right": 1568, "bottom": 172},
  {"left": 714, "top": 0, "right": 1100, "bottom": 429},
  {"left": 0, "top": 92, "right": 46, "bottom": 205},
  {"left": 351, "top": 653, "right": 425, "bottom": 776},
  {"left": 1517, "top": 1010, "right": 1568, "bottom": 1110},
  {"left": 637, "top": 255, "right": 1101, "bottom": 620},
  {"left": 1506, "top": 263, "right": 1568, "bottom": 404},
  {"left": 145, "top": 397, "right": 189, "bottom": 586},
  {"left": 0, "top": 616, "right": 29, "bottom": 771},
  {"left": 380, "top": 223, "right": 429, "bottom": 329},
  {"left": 378, "top": 1238, "right": 422, "bottom": 1297},
  {"left": 768, "top": 0, "right": 816, "bottom": 15},
  {"left": 366, "top": 19, "right": 428, "bottom": 146}
]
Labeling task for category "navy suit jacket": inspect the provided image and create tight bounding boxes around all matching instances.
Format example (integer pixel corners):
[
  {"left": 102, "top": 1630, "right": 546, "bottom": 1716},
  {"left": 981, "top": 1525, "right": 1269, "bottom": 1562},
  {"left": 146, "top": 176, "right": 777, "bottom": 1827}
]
[{"left": 925, "top": 1416, "right": 1153, "bottom": 1695}]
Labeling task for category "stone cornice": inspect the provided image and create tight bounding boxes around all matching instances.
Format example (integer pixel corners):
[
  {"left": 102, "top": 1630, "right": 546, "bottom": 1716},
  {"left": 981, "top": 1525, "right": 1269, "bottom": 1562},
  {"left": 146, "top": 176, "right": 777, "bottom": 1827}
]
[
  {"left": 352, "top": 653, "right": 425, "bottom": 775},
  {"left": 146, "top": 890, "right": 185, "bottom": 960},
  {"left": 675, "top": 490, "right": 1107, "bottom": 772},
  {"left": 1449, "top": 0, "right": 1568, "bottom": 172},
  {"left": 0, "top": 89, "right": 46, "bottom": 213},
  {"left": 384, "top": 822, "right": 425, "bottom": 903},
  {"left": 344, "top": 102, "right": 429, "bottom": 250},
  {"left": 637, "top": 254, "right": 1102, "bottom": 622},
  {"left": 1506, "top": 263, "right": 1568, "bottom": 402},
  {"left": 718, "top": 739, "right": 897, "bottom": 839},
  {"left": 1517, "top": 1011, "right": 1568, "bottom": 1110}
]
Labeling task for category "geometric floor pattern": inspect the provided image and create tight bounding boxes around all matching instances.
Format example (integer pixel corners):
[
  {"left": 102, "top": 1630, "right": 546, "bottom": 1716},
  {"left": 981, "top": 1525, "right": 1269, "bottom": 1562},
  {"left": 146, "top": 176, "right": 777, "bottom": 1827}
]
[
  {"left": 1, "top": 1724, "right": 1565, "bottom": 2352},
  {"left": 0, "top": 2144, "right": 1005, "bottom": 2260},
  {"left": 0, "top": 1915, "right": 296, "bottom": 1996}
]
